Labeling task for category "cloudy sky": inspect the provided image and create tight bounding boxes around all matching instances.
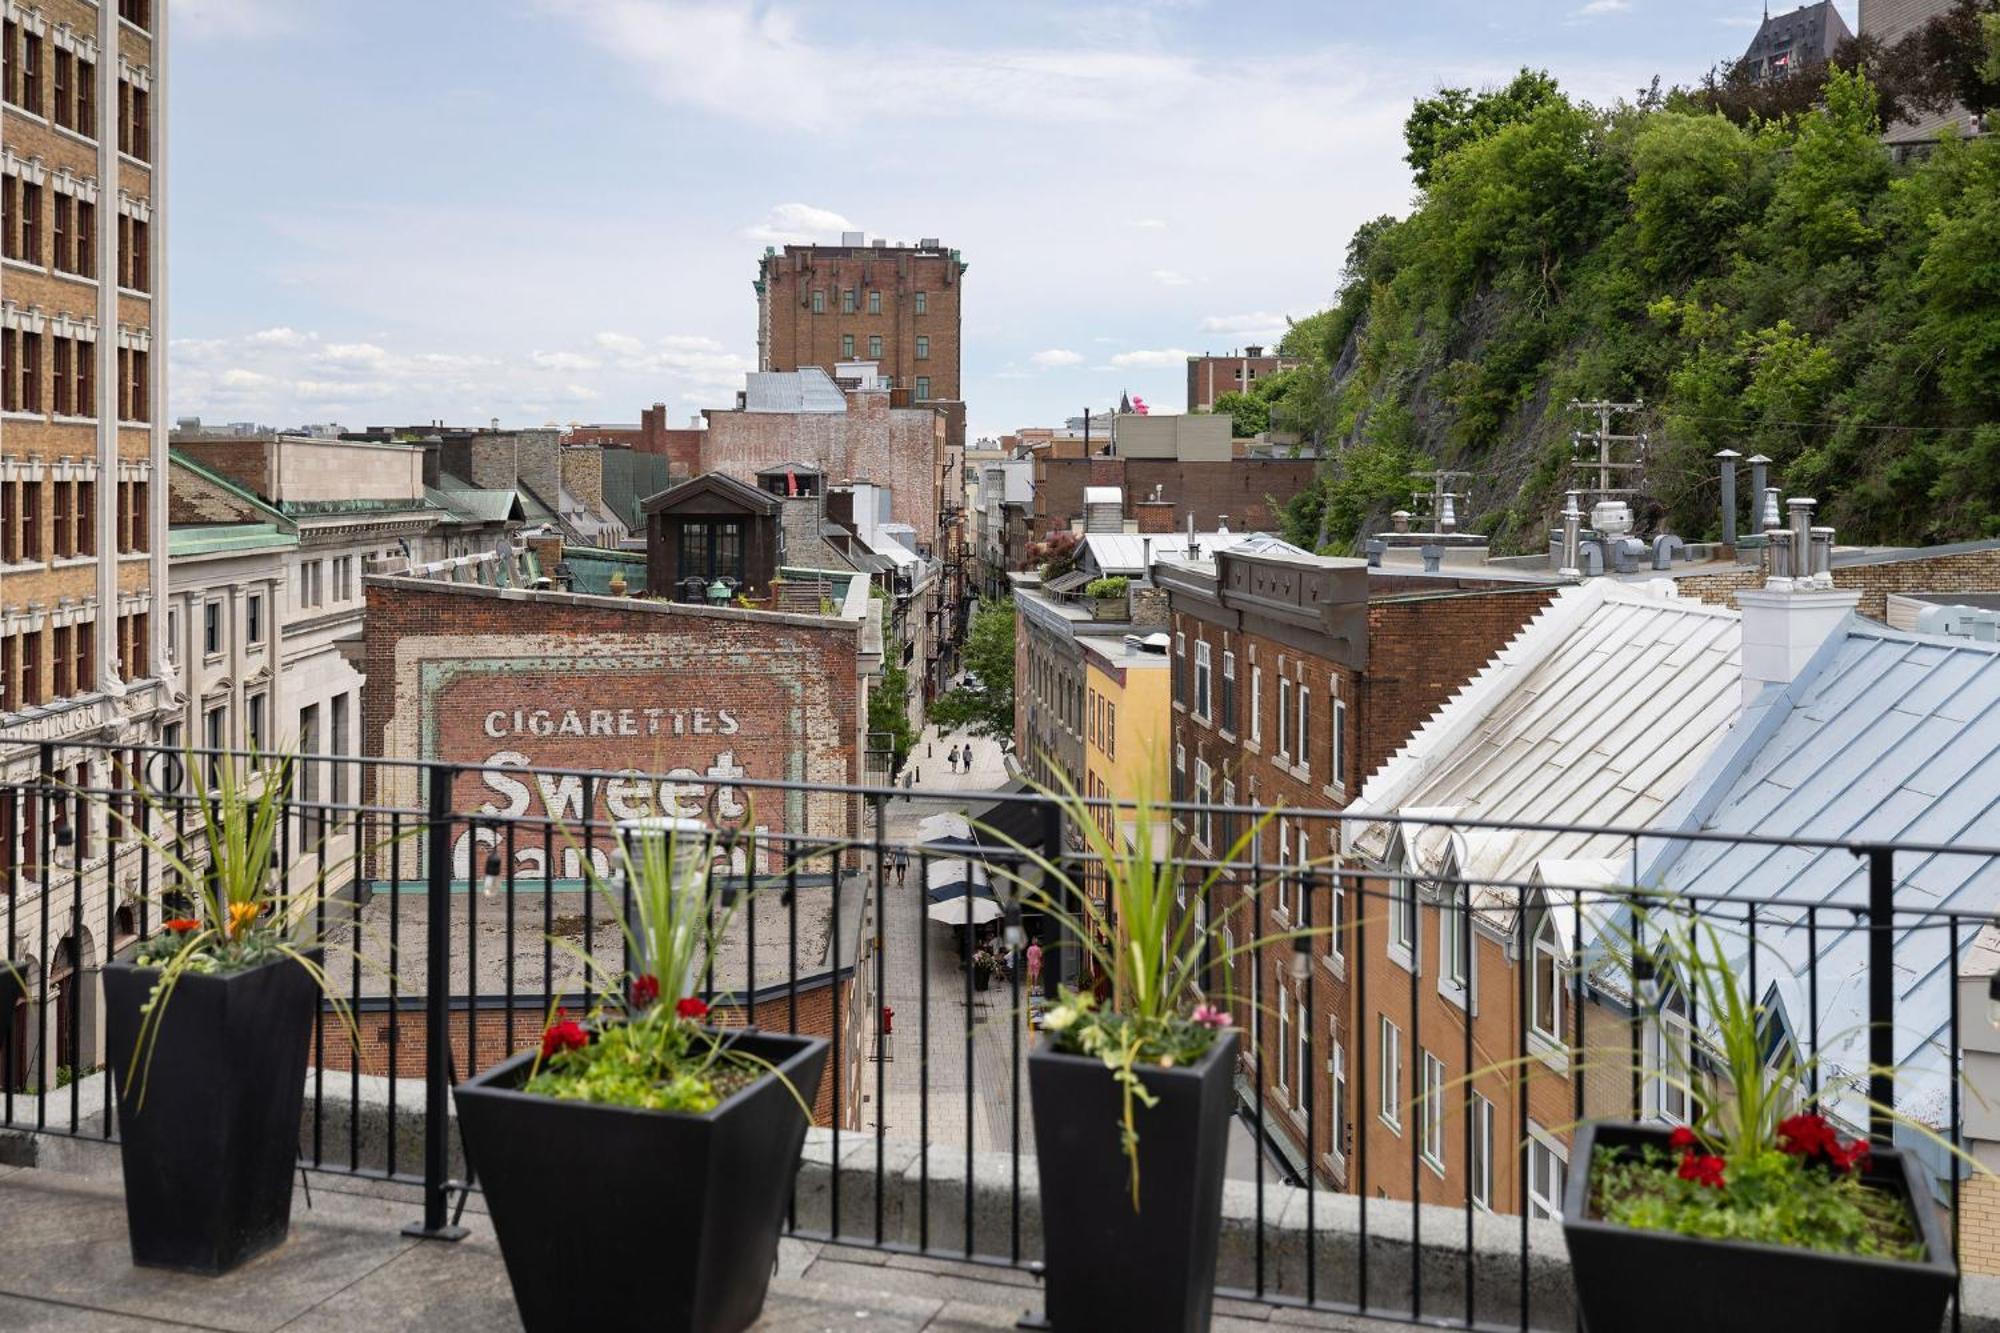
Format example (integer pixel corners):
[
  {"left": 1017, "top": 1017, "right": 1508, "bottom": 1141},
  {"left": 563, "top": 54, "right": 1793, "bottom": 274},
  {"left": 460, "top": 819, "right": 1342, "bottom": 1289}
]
[{"left": 169, "top": 0, "right": 1849, "bottom": 440}]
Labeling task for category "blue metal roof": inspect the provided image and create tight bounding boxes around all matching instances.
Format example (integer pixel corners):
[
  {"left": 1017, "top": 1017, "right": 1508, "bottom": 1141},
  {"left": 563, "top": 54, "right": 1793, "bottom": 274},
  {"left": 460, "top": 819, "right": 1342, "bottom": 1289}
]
[{"left": 1636, "top": 619, "right": 2000, "bottom": 1153}]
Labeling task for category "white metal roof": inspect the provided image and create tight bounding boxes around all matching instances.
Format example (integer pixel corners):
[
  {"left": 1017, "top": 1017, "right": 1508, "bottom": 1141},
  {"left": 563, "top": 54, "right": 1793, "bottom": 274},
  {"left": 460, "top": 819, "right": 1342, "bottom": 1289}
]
[
  {"left": 742, "top": 368, "right": 848, "bottom": 414},
  {"left": 1344, "top": 580, "right": 1744, "bottom": 902}
]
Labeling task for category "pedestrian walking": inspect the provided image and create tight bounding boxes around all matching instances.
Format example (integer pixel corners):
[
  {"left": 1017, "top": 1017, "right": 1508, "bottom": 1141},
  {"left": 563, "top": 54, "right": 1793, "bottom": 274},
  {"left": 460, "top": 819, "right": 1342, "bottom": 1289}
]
[
  {"left": 948, "top": 744, "right": 961, "bottom": 773},
  {"left": 1025, "top": 939, "right": 1043, "bottom": 994},
  {"left": 894, "top": 847, "right": 908, "bottom": 887}
]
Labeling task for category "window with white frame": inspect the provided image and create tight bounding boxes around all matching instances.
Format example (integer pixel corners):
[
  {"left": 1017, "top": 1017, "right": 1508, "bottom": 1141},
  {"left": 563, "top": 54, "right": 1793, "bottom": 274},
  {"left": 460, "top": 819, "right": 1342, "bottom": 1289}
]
[
  {"left": 1420, "top": 1051, "right": 1446, "bottom": 1171},
  {"left": 1331, "top": 1022, "right": 1349, "bottom": 1158},
  {"left": 1391, "top": 868, "right": 1417, "bottom": 956},
  {"left": 1174, "top": 743, "right": 1186, "bottom": 805},
  {"left": 1531, "top": 912, "right": 1564, "bottom": 1043},
  {"left": 1471, "top": 1094, "right": 1495, "bottom": 1209},
  {"left": 1250, "top": 667, "right": 1262, "bottom": 743},
  {"left": 1528, "top": 1131, "right": 1568, "bottom": 1220},
  {"left": 1277, "top": 987, "right": 1291, "bottom": 1096},
  {"left": 1328, "top": 862, "right": 1346, "bottom": 966},
  {"left": 202, "top": 600, "right": 221, "bottom": 657},
  {"left": 1220, "top": 924, "right": 1237, "bottom": 1007},
  {"left": 1296, "top": 686, "right": 1310, "bottom": 774},
  {"left": 1194, "top": 640, "right": 1211, "bottom": 720},
  {"left": 1333, "top": 696, "right": 1349, "bottom": 789},
  {"left": 1441, "top": 880, "right": 1470, "bottom": 995},
  {"left": 1276, "top": 677, "right": 1292, "bottom": 759},
  {"left": 1220, "top": 650, "right": 1236, "bottom": 732},
  {"left": 1275, "top": 817, "right": 1291, "bottom": 919},
  {"left": 1650, "top": 984, "right": 1694, "bottom": 1124},
  {"left": 1294, "top": 990, "right": 1310, "bottom": 1113},
  {"left": 1379, "top": 1015, "right": 1402, "bottom": 1129},
  {"left": 1194, "top": 759, "right": 1212, "bottom": 849}
]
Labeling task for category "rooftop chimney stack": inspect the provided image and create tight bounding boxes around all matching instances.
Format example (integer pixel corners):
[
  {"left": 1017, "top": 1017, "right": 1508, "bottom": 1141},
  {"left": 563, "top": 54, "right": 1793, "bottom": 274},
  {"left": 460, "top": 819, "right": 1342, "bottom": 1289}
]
[
  {"left": 1748, "top": 454, "right": 1771, "bottom": 505},
  {"left": 1438, "top": 493, "right": 1458, "bottom": 532},
  {"left": 1715, "top": 449, "right": 1741, "bottom": 548},
  {"left": 1736, "top": 495, "right": 1855, "bottom": 707},
  {"left": 1759, "top": 485, "right": 1782, "bottom": 532},
  {"left": 1391, "top": 509, "right": 1412, "bottom": 534},
  {"left": 1558, "top": 491, "right": 1583, "bottom": 578}
]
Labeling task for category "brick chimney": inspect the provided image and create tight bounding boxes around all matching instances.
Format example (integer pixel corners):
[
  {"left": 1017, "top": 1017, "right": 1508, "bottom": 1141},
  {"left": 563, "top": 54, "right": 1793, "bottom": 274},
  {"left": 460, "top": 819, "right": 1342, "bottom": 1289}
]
[{"left": 1135, "top": 500, "right": 1177, "bottom": 534}]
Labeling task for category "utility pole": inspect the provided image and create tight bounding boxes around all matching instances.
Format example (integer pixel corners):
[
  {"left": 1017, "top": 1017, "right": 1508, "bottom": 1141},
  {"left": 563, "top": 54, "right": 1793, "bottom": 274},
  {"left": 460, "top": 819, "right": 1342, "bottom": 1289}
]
[
  {"left": 1568, "top": 399, "right": 1648, "bottom": 505},
  {"left": 1409, "top": 469, "right": 1471, "bottom": 531}
]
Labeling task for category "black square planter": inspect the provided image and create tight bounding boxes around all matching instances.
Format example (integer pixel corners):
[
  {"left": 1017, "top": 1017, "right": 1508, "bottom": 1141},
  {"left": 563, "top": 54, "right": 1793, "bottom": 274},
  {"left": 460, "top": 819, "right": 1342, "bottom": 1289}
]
[
  {"left": 454, "top": 1026, "right": 829, "bottom": 1333},
  {"left": 1028, "top": 1028, "right": 1237, "bottom": 1333},
  {"left": 1562, "top": 1121, "right": 1957, "bottom": 1333},
  {"left": 102, "top": 949, "right": 322, "bottom": 1275}
]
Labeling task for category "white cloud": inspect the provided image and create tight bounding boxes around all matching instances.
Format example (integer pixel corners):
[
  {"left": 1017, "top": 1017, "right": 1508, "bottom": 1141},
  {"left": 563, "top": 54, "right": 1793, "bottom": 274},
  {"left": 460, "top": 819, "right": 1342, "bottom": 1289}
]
[
  {"left": 1573, "top": 0, "right": 1631, "bottom": 14},
  {"left": 247, "top": 326, "right": 308, "bottom": 347},
  {"left": 1108, "top": 348, "right": 1192, "bottom": 368},
  {"left": 1151, "top": 269, "right": 1195, "bottom": 287},
  {"left": 1131, "top": 218, "right": 1169, "bottom": 230},
  {"left": 1029, "top": 348, "right": 1084, "bottom": 368},
  {"left": 318, "top": 342, "right": 389, "bottom": 366},
  {"left": 594, "top": 331, "right": 647, "bottom": 355},
  {"left": 530, "top": 350, "right": 601, "bottom": 371},
  {"left": 219, "top": 368, "right": 274, "bottom": 388},
  {"left": 1199, "top": 312, "right": 1289, "bottom": 338},
  {"left": 744, "top": 202, "right": 857, "bottom": 244}
]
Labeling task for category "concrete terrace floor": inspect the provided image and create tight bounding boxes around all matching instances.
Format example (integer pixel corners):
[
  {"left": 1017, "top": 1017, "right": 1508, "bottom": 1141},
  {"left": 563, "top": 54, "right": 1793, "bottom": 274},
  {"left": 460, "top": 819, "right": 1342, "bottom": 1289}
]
[{"left": 0, "top": 1162, "right": 1419, "bottom": 1332}]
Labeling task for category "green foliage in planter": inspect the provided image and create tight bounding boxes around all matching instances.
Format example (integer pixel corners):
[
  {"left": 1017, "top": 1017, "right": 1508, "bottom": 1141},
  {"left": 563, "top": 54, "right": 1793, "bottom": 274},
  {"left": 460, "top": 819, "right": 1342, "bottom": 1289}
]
[
  {"left": 1084, "top": 577, "right": 1129, "bottom": 600},
  {"left": 1592, "top": 1143, "right": 1922, "bottom": 1261}
]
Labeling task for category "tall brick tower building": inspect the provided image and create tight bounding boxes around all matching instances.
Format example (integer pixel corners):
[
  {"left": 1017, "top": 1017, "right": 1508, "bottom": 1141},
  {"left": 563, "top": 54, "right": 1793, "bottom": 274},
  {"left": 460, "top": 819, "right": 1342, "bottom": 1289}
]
[
  {"left": 754, "top": 235, "right": 966, "bottom": 448},
  {"left": 1, "top": 0, "right": 170, "bottom": 1086}
]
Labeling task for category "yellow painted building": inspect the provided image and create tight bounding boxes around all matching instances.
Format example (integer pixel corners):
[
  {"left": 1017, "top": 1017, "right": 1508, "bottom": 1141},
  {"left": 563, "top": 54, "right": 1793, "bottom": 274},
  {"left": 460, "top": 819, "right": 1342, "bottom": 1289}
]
[{"left": 1079, "top": 633, "right": 1170, "bottom": 862}]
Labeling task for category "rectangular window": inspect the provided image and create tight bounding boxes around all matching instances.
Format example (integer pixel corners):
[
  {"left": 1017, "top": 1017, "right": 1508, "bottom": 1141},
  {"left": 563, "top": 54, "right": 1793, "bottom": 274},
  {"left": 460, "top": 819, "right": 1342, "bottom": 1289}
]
[
  {"left": 867, "top": 333, "right": 882, "bottom": 359},
  {"left": 1379, "top": 1016, "right": 1402, "bottom": 1129},
  {"left": 1651, "top": 992, "right": 1694, "bottom": 1124},
  {"left": 132, "top": 85, "right": 149, "bottom": 161},
  {"left": 1193, "top": 759, "right": 1212, "bottom": 849},
  {"left": 1528, "top": 1134, "right": 1568, "bottom": 1221},
  {"left": 915, "top": 334, "right": 929, "bottom": 360},
  {"left": 52, "top": 192, "right": 68, "bottom": 273},
  {"left": 1442, "top": 882, "right": 1470, "bottom": 992},
  {"left": 1276, "top": 677, "right": 1291, "bottom": 759},
  {"left": 1294, "top": 991, "right": 1310, "bottom": 1114},
  {"left": 1220, "top": 651, "right": 1236, "bottom": 732},
  {"left": 50, "top": 624, "right": 71, "bottom": 699},
  {"left": 841, "top": 333, "right": 854, "bottom": 358},
  {"left": 51, "top": 337, "right": 70, "bottom": 416},
  {"left": 51, "top": 479, "right": 72, "bottom": 558},
  {"left": 1391, "top": 872, "right": 1416, "bottom": 954},
  {"left": 1250, "top": 667, "right": 1262, "bottom": 743},
  {"left": 841, "top": 288, "right": 855, "bottom": 313},
  {"left": 811, "top": 289, "right": 824, "bottom": 314},
  {"left": 1532, "top": 915, "right": 1563, "bottom": 1042},
  {"left": 1297, "top": 687, "right": 1310, "bottom": 774},
  {"left": 246, "top": 692, "right": 265, "bottom": 753},
  {"left": 914, "top": 291, "right": 927, "bottom": 314},
  {"left": 20, "top": 30, "right": 39, "bottom": 116},
  {"left": 20, "top": 480, "right": 40, "bottom": 560},
  {"left": 203, "top": 601, "right": 221, "bottom": 656},
  {"left": 1420, "top": 1051, "right": 1446, "bottom": 1171},
  {"left": 22, "top": 181, "right": 41, "bottom": 266},
  {"left": 0, "top": 177, "right": 13, "bottom": 263},
  {"left": 1194, "top": 640, "right": 1211, "bottom": 720},
  {"left": 131, "top": 217, "right": 148, "bottom": 291},
  {"left": 914, "top": 375, "right": 930, "bottom": 401},
  {"left": 205, "top": 704, "right": 227, "bottom": 781},
  {"left": 1471, "top": 1094, "right": 1495, "bottom": 1210},
  {"left": 52, "top": 47, "right": 68, "bottom": 127},
  {"left": 1276, "top": 988, "right": 1290, "bottom": 1095},
  {"left": 246, "top": 593, "right": 264, "bottom": 646},
  {"left": 75, "top": 60, "right": 94, "bottom": 138},
  {"left": 1333, "top": 697, "right": 1349, "bottom": 788},
  {"left": 867, "top": 289, "right": 880, "bottom": 314},
  {"left": 20, "top": 331, "right": 40, "bottom": 412},
  {"left": 1332, "top": 1028, "right": 1349, "bottom": 1158},
  {"left": 1328, "top": 863, "right": 1346, "bottom": 964},
  {"left": 299, "top": 704, "right": 321, "bottom": 803}
]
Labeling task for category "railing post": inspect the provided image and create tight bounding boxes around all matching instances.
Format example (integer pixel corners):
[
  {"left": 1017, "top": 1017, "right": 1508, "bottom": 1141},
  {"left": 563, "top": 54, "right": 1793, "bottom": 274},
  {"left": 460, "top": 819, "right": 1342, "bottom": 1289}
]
[
  {"left": 1865, "top": 844, "right": 1895, "bottom": 1147},
  {"left": 1038, "top": 798, "right": 1068, "bottom": 989},
  {"left": 405, "top": 762, "right": 468, "bottom": 1240}
]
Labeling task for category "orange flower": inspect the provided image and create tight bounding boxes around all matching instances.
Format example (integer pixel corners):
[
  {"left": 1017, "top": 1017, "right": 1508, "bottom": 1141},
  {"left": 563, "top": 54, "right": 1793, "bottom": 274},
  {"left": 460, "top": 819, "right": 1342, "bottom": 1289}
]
[
  {"left": 227, "top": 901, "right": 263, "bottom": 938},
  {"left": 164, "top": 918, "right": 202, "bottom": 934}
]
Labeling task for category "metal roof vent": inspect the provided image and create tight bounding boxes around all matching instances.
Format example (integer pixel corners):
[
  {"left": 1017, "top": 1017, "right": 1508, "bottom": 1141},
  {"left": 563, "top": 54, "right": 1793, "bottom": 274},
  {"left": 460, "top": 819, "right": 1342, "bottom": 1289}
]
[{"left": 1591, "top": 500, "right": 1633, "bottom": 536}]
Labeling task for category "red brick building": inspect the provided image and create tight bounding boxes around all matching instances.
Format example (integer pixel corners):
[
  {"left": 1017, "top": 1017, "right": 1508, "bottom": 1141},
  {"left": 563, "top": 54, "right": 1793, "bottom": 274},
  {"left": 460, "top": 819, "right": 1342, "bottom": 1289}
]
[
  {"left": 1155, "top": 547, "right": 1562, "bottom": 1187},
  {"left": 1034, "top": 455, "right": 1315, "bottom": 543},
  {"left": 1186, "top": 346, "right": 1302, "bottom": 412},
  {"left": 755, "top": 236, "right": 966, "bottom": 447},
  {"left": 566, "top": 404, "right": 704, "bottom": 475}
]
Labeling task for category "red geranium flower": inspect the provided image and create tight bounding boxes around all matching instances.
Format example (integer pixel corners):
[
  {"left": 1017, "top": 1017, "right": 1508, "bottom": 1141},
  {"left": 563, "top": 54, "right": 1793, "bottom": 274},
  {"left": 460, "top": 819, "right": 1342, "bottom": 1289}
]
[
  {"left": 540, "top": 1016, "right": 588, "bottom": 1060},
  {"left": 164, "top": 917, "right": 202, "bottom": 933},
  {"left": 1667, "top": 1125, "right": 1698, "bottom": 1152},
  {"left": 676, "top": 996, "right": 709, "bottom": 1021},
  {"left": 1677, "top": 1152, "right": 1726, "bottom": 1189},
  {"left": 1778, "top": 1112, "right": 1868, "bottom": 1174},
  {"left": 629, "top": 974, "right": 660, "bottom": 1010}
]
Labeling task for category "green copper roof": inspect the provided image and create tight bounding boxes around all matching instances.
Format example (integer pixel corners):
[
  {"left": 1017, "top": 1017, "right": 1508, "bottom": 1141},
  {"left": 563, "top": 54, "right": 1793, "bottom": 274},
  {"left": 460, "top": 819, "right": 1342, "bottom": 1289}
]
[{"left": 168, "top": 523, "right": 299, "bottom": 557}]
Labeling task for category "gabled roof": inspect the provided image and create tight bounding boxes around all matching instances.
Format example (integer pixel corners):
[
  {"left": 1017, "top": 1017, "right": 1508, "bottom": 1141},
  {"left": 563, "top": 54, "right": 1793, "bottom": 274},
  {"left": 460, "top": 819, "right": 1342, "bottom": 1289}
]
[
  {"left": 424, "top": 486, "right": 524, "bottom": 525},
  {"left": 641, "top": 470, "right": 782, "bottom": 516},
  {"left": 1344, "top": 580, "right": 1743, "bottom": 902},
  {"left": 1634, "top": 619, "right": 2000, "bottom": 1145}
]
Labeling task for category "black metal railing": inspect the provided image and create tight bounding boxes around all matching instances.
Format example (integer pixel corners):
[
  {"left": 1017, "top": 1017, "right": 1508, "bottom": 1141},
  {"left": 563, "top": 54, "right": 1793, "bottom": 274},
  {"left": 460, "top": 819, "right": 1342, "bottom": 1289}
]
[{"left": 0, "top": 739, "right": 1991, "bottom": 1330}]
